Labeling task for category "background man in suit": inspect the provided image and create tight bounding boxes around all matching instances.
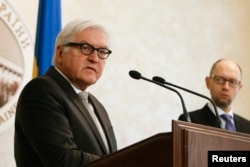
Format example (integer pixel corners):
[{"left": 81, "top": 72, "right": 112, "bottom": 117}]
[
  {"left": 14, "top": 20, "right": 117, "bottom": 167},
  {"left": 179, "top": 58, "right": 250, "bottom": 134}
]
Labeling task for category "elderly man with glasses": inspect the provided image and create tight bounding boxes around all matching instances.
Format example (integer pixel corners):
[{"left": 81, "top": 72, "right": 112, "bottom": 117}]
[
  {"left": 179, "top": 58, "right": 250, "bottom": 134},
  {"left": 14, "top": 20, "right": 117, "bottom": 167}
]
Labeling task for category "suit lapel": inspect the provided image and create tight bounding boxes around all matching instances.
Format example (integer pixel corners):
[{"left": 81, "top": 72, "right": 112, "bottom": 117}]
[
  {"left": 203, "top": 105, "right": 221, "bottom": 128},
  {"left": 190, "top": 105, "right": 219, "bottom": 128},
  {"left": 233, "top": 114, "right": 244, "bottom": 132},
  {"left": 88, "top": 95, "right": 111, "bottom": 154},
  {"left": 70, "top": 91, "right": 108, "bottom": 154},
  {"left": 46, "top": 67, "right": 108, "bottom": 154}
]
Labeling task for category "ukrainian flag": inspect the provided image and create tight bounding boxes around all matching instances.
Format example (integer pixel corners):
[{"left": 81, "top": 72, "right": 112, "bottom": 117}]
[{"left": 34, "top": 0, "right": 61, "bottom": 77}]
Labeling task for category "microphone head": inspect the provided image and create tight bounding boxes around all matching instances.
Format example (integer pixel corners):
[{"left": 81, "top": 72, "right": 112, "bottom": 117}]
[
  {"left": 129, "top": 70, "right": 141, "bottom": 80},
  {"left": 152, "top": 76, "right": 165, "bottom": 84}
]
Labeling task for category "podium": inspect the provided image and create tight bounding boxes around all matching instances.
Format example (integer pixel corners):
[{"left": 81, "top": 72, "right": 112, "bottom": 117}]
[{"left": 86, "top": 120, "right": 250, "bottom": 167}]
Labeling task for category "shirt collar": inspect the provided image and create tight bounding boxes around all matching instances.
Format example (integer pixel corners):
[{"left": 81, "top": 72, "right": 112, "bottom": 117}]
[
  {"left": 54, "top": 67, "right": 87, "bottom": 94},
  {"left": 207, "top": 102, "right": 234, "bottom": 118}
]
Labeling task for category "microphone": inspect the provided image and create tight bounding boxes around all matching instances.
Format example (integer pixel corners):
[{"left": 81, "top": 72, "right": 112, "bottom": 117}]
[
  {"left": 129, "top": 70, "right": 191, "bottom": 122},
  {"left": 152, "top": 76, "right": 222, "bottom": 128}
]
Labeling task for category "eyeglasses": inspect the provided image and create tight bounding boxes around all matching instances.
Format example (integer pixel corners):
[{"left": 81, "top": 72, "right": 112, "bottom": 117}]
[
  {"left": 64, "top": 42, "right": 112, "bottom": 59},
  {"left": 210, "top": 75, "right": 241, "bottom": 87}
]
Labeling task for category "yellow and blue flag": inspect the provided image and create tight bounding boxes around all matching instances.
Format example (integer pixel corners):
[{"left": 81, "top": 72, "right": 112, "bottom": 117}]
[{"left": 34, "top": 0, "right": 61, "bottom": 77}]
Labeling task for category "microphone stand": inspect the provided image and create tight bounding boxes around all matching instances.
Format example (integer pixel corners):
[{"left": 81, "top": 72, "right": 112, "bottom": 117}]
[
  {"left": 129, "top": 70, "right": 191, "bottom": 122},
  {"left": 152, "top": 76, "right": 222, "bottom": 128}
]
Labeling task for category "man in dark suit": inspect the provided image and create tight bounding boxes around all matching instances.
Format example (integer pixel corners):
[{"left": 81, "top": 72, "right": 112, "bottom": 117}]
[
  {"left": 179, "top": 59, "right": 250, "bottom": 134},
  {"left": 14, "top": 20, "right": 117, "bottom": 167}
]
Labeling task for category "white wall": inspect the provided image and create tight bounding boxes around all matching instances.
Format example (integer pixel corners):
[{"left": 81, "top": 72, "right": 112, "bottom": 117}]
[{"left": 2, "top": 0, "right": 250, "bottom": 166}]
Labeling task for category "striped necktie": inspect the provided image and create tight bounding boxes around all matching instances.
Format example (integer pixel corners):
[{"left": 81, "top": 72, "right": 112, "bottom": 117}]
[
  {"left": 78, "top": 91, "right": 109, "bottom": 152},
  {"left": 220, "top": 114, "right": 236, "bottom": 132}
]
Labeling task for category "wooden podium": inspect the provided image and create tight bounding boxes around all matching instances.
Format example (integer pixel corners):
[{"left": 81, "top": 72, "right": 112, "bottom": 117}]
[{"left": 86, "top": 120, "right": 250, "bottom": 167}]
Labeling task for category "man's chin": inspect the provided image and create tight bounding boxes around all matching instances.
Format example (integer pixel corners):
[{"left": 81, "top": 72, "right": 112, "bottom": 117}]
[
  {"left": 86, "top": 78, "right": 98, "bottom": 85},
  {"left": 216, "top": 100, "right": 231, "bottom": 109}
]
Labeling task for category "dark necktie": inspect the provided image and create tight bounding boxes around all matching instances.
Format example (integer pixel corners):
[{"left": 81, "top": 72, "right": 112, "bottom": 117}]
[{"left": 220, "top": 114, "right": 236, "bottom": 131}]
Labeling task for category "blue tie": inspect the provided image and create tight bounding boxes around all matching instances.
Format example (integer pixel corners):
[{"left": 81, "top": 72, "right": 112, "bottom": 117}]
[{"left": 220, "top": 114, "right": 236, "bottom": 131}]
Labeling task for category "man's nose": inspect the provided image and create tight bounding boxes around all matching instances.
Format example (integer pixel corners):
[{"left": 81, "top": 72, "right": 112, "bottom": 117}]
[
  {"left": 88, "top": 50, "right": 99, "bottom": 61},
  {"left": 222, "top": 80, "right": 230, "bottom": 89}
]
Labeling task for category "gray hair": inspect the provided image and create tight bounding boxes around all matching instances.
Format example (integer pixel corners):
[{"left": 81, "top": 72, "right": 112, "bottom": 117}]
[{"left": 52, "top": 20, "right": 109, "bottom": 65}]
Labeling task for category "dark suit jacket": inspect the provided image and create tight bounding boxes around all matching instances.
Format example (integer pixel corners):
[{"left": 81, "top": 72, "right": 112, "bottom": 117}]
[
  {"left": 178, "top": 104, "right": 250, "bottom": 134},
  {"left": 14, "top": 67, "right": 117, "bottom": 167}
]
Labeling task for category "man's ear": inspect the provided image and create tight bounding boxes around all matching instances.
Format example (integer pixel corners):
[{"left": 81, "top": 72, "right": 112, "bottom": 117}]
[
  {"left": 238, "top": 83, "right": 243, "bottom": 90},
  {"left": 56, "top": 45, "right": 64, "bottom": 63},
  {"left": 205, "top": 76, "right": 210, "bottom": 90}
]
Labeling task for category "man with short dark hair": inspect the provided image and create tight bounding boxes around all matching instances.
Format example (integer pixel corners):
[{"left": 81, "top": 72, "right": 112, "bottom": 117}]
[{"left": 179, "top": 59, "right": 250, "bottom": 134}]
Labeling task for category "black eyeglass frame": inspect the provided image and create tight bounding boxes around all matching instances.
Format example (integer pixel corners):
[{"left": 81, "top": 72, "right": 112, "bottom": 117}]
[
  {"left": 64, "top": 42, "right": 112, "bottom": 59},
  {"left": 210, "top": 75, "right": 241, "bottom": 87}
]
